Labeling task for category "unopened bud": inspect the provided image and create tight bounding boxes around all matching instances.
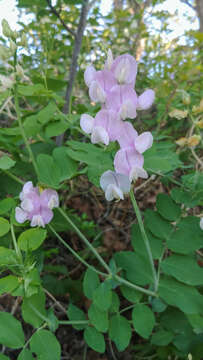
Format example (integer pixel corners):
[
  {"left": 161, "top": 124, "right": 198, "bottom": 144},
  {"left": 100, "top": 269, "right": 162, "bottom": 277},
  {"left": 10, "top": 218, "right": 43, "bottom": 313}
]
[
  {"left": 196, "top": 119, "right": 203, "bottom": 129},
  {"left": 20, "top": 33, "right": 28, "bottom": 48},
  {"left": 192, "top": 99, "right": 203, "bottom": 114},
  {"left": 175, "top": 137, "right": 187, "bottom": 147},
  {"left": 16, "top": 64, "right": 24, "bottom": 77},
  {"left": 2, "top": 19, "right": 13, "bottom": 38},
  {"left": 10, "top": 39, "right": 17, "bottom": 53},
  {"left": 187, "top": 135, "right": 201, "bottom": 147},
  {"left": 182, "top": 92, "right": 190, "bottom": 105},
  {"left": 169, "top": 109, "right": 188, "bottom": 120}
]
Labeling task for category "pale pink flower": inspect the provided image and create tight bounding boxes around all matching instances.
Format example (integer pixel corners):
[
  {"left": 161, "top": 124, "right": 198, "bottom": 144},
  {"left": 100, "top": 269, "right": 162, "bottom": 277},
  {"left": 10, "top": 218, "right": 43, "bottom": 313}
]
[
  {"left": 100, "top": 170, "right": 131, "bottom": 201},
  {"left": 15, "top": 182, "right": 59, "bottom": 227}
]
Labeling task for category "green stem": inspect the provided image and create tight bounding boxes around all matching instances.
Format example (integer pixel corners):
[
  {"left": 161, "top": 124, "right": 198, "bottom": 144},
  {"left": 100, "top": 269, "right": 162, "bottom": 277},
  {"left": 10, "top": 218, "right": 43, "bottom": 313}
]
[
  {"left": 57, "top": 207, "right": 111, "bottom": 274},
  {"left": 130, "top": 189, "right": 157, "bottom": 290},
  {"left": 13, "top": 51, "right": 38, "bottom": 177},
  {"left": 48, "top": 224, "right": 106, "bottom": 276},
  {"left": 10, "top": 223, "right": 23, "bottom": 262},
  {"left": 3, "top": 170, "right": 24, "bottom": 185},
  {"left": 114, "top": 274, "right": 157, "bottom": 298},
  {"left": 59, "top": 320, "right": 89, "bottom": 325}
]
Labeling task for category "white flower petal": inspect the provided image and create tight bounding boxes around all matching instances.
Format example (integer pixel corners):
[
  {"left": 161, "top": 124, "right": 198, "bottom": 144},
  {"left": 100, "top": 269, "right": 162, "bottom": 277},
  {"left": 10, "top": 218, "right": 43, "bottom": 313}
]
[
  {"left": 200, "top": 218, "right": 203, "bottom": 230},
  {"left": 21, "top": 198, "right": 34, "bottom": 212},
  {"left": 91, "top": 126, "right": 109, "bottom": 145},
  {"left": 48, "top": 194, "right": 59, "bottom": 209},
  {"left": 80, "top": 114, "right": 94, "bottom": 134},
  {"left": 134, "top": 132, "right": 153, "bottom": 154},
  {"left": 15, "top": 207, "right": 28, "bottom": 223},
  {"left": 89, "top": 81, "right": 106, "bottom": 103},
  {"left": 105, "top": 184, "right": 124, "bottom": 201},
  {"left": 31, "top": 215, "right": 45, "bottom": 228},
  {"left": 100, "top": 170, "right": 117, "bottom": 192},
  {"left": 84, "top": 65, "right": 96, "bottom": 87},
  {"left": 129, "top": 167, "right": 148, "bottom": 182}
]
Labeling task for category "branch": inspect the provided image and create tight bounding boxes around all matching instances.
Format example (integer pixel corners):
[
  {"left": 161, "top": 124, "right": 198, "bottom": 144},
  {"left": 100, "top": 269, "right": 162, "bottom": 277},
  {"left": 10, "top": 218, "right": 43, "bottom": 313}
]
[
  {"left": 56, "top": 0, "right": 90, "bottom": 145},
  {"left": 46, "top": 0, "right": 76, "bottom": 37},
  {"left": 179, "top": 0, "right": 196, "bottom": 11}
]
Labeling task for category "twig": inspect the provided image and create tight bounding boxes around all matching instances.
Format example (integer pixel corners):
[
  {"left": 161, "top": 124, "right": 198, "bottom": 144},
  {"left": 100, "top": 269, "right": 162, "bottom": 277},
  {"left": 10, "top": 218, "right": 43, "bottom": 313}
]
[
  {"left": 56, "top": 0, "right": 90, "bottom": 145},
  {"left": 46, "top": 0, "right": 76, "bottom": 37},
  {"left": 43, "top": 288, "right": 67, "bottom": 315}
]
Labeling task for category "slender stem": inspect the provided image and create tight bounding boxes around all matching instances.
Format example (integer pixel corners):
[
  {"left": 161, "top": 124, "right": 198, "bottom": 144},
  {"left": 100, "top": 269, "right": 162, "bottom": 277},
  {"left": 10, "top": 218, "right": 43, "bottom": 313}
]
[
  {"left": 57, "top": 207, "right": 111, "bottom": 274},
  {"left": 14, "top": 88, "right": 39, "bottom": 176},
  {"left": 2, "top": 170, "right": 24, "bottom": 185},
  {"left": 130, "top": 189, "right": 157, "bottom": 290},
  {"left": 59, "top": 320, "right": 89, "bottom": 325},
  {"left": 114, "top": 274, "right": 157, "bottom": 297},
  {"left": 48, "top": 224, "right": 106, "bottom": 276},
  {"left": 10, "top": 223, "right": 23, "bottom": 262}
]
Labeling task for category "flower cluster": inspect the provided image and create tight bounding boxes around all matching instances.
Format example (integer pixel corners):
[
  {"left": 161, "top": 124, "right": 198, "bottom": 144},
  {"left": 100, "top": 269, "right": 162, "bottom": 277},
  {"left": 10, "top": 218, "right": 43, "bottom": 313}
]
[
  {"left": 15, "top": 181, "right": 59, "bottom": 227},
  {"left": 80, "top": 50, "right": 155, "bottom": 201}
]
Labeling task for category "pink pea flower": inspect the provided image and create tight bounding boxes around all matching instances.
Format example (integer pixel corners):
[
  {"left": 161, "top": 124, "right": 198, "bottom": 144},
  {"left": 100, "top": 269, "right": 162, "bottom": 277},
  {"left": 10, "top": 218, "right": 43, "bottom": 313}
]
[
  {"left": 114, "top": 122, "right": 153, "bottom": 182},
  {"left": 105, "top": 85, "right": 138, "bottom": 120},
  {"left": 137, "top": 89, "right": 155, "bottom": 110},
  {"left": 84, "top": 66, "right": 117, "bottom": 104},
  {"left": 80, "top": 109, "right": 123, "bottom": 146},
  {"left": 15, "top": 182, "right": 59, "bottom": 228},
  {"left": 111, "top": 53, "right": 137, "bottom": 86},
  {"left": 100, "top": 170, "right": 131, "bottom": 201}
]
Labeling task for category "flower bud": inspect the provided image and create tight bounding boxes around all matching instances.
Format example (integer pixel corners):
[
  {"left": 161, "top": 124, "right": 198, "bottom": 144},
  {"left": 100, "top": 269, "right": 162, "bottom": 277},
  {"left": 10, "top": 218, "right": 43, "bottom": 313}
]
[
  {"left": 20, "top": 33, "right": 28, "bottom": 48},
  {"left": 187, "top": 135, "right": 201, "bottom": 147},
  {"left": 182, "top": 92, "right": 190, "bottom": 105},
  {"left": 175, "top": 137, "right": 187, "bottom": 147},
  {"left": 196, "top": 119, "right": 203, "bottom": 129},
  {"left": 2, "top": 19, "right": 13, "bottom": 38},
  {"left": 10, "top": 39, "right": 17, "bottom": 54},
  {"left": 169, "top": 109, "right": 188, "bottom": 120},
  {"left": 16, "top": 64, "right": 24, "bottom": 77}
]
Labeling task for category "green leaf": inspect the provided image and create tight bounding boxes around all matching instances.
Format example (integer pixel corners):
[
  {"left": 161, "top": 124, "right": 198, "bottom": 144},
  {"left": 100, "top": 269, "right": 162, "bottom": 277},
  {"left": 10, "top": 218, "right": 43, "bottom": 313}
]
[
  {"left": 52, "top": 147, "right": 78, "bottom": 181},
  {"left": 160, "top": 307, "right": 192, "bottom": 336},
  {"left": 84, "top": 326, "right": 105, "bottom": 353},
  {"left": 0, "top": 312, "right": 25, "bottom": 348},
  {"left": 45, "top": 120, "right": 69, "bottom": 138},
  {"left": 109, "top": 292, "right": 120, "bottom": 313},
  {"left": 166, "top": 216, "right": 203, "bottom": 254},
  {"left": 18, "top": 228, "right": 47, "bottom": 252},
  {"left": 0, "top": 217, "right": 10, "bottom": 237},
  {"left": 114, "top": 251, "right": 153, "bottom": 286},
  {"left": 132, "top": 304, "right": 155, "bottom": 339},
  {"left": 30, "top": 330, "right": 61, "bottom": 360},
  {"left": 109, "top": 314, "right": 132, "bottom": 351},
  {"left": 83, "top": 268, "right": 100, "bottom": 300},
  {"left": 37, "top": 102, "right": 58, "bottom": 124},
  {"left": 156, "top": 193, "right": 181, "bottom": 221},
  {"left": 131, "top": 223, "right": 163, "bottom": 260},
  {"left": 161, "top": 254, "right": 203, "bottom": 285},
  {"left": 37, "top": 154, "right": 61, "bottom": 188},
  {"left": 22, "top": 290, "right": 47, "bottom": 328},
  {"left": 18, "top": 84, "right": 49, "bottom": 96},
  {"left": 159, "top": 277, "right": 203, "bottom": 314},
  {"left": 17, "top": 348, "right": 35, "bottom": 360},
  {"left": 144, "top": 210, "right": 173, "bottom": 240},
  {"left": 0, "top": 355, "right": 10, "bottom": 360},
  {"left": 0, "top": 198, "right": 16, "bottom": 215},
  {"left": 151, "top": 298, "right": 167, "bottom": 313},
  {"left": 171, "top": 187, "right": 200, "bottom": 207},
  {"left": 0, "top": 247, "right": 17, "bottom": 266},
  {"left": 187, "top": 314, "right": 203, "bottom": 333},
  {"left": 0, "top": 155, "right": 16, "bottom": 170},
  {"left": 0, "top": 275, "right": 19, "bottom": 295},
  {"left": 151, "top": 329, "right": 174, "bottom": 346},
  {"left": 93, "top": 282, "right": 112, "bottom": 311},
  {"left": 67, "top": 304, "right": 87, "bottom": 330},
  {"left": 88, "top": 303, "right": 109, "bottom": 333},
  {"left": 120, "top": 285, "right": 142, "bottom": 303}
]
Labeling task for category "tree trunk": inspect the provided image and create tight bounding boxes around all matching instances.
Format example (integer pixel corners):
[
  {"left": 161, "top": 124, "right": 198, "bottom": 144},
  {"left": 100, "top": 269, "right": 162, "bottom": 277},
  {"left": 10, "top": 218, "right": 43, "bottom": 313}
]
[{"left": 196, "top": 0, "right": 203, "bottom": 32}]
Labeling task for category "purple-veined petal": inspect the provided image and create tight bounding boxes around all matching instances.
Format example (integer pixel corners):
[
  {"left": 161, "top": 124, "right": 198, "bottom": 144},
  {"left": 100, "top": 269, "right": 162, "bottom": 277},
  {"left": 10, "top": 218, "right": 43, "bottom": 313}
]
[
  {"left": 15, "top": 207, "right": 28, "bottom": 223},
  {"left": 129, "top": 167, "right": 148, "bottom": 182},
  {"left": 40, "top": 207, "right": 53, "bottom": 225},
  {"left": 114, "top": 148, "right": 144, "bottom": 179},
  {"left": 84, "top": 65, "right": 96, "bottom": 87},
  {"left": 80, "top": 114, "right": 94, "bottom": 134},
  {"left": 89, "top": 81, "right": 106, "bottom": 103},
  {"left": 31, "top": 214, "right": 45, "bottom": 228},
  {"left": 137, "top": 89, "right": 155, "bottom": 110},
  {"left": 119, "top": 100, "right": 137, "bottom": 120},
  {"left": 105, "top": 184, "right": 124, "bottom": 201},
  {"left": 91, "top": 126, "right": 109, "bottom": 145},
  {"left": 117, "top": 121, "right": 138, "bottom": 148},
  {"left": 111, "top": 54, "right": 137, "bottom": 86},
  {"left": 134, "top": 132, "right": 153, "bottom": 153},
  {"left": 21, "top": 198, "right": 34, "bottom": 212},
  {"left": 40, "top": 189, "right": 59, "bottom": 210}
]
